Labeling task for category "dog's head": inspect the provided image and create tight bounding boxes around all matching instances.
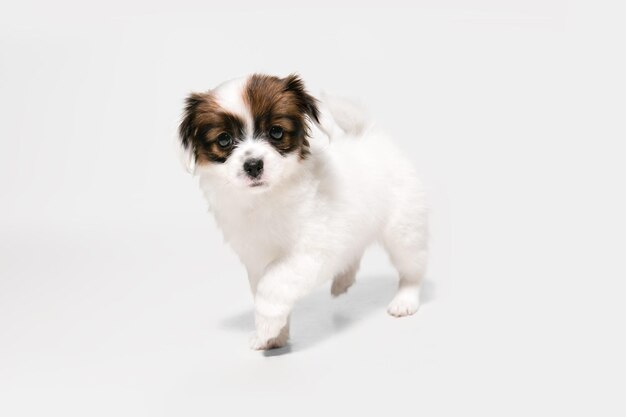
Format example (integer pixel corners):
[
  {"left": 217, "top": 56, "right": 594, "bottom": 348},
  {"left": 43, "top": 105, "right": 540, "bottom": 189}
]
[{"left": 179, "top": 74, "right": 319, "bottom": 192}]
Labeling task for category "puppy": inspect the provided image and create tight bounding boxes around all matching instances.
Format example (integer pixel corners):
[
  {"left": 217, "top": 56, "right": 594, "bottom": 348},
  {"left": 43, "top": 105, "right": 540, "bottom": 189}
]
[{"left": 179, "top": 74, "right": 427, "bottom": 350}]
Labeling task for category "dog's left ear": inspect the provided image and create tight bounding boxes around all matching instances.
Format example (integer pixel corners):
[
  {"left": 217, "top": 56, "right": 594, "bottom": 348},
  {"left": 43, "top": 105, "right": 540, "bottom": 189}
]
[
  {"left": 283, "top": 74, "right": 320, "bottom": 124},
  {"left": 178, "top": 93, "right": 203, "bottom": 173}
]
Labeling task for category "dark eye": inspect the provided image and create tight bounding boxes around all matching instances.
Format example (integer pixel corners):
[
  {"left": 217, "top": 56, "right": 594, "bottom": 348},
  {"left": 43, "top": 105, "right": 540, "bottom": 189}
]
[
  {"left": 217, "top": 132, "right": 232, "bottom": 148},
  {"left": 269, "top": 126, "right": 284, "bottom": 140}
]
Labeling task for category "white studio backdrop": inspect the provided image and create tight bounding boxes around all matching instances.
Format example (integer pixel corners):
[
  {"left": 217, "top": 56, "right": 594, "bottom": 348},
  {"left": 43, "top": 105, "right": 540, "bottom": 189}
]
[{"left": 1, "top": 1, "right": 625, "bottom": 416}]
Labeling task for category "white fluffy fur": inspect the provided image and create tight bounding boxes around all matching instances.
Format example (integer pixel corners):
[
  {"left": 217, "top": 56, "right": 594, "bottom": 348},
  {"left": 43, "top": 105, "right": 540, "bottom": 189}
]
[{"left": 188, "top": 77, "right": 428, "bottom": 350}]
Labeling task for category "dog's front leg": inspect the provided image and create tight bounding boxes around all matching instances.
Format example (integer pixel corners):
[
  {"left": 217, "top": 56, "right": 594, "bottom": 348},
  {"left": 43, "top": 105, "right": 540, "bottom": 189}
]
[{"left": 249, "top": 254, "right": 322, "bottom": 350}]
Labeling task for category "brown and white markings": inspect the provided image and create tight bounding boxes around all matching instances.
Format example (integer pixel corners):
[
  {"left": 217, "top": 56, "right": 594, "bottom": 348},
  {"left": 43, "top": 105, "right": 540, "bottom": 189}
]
[{"left": 179, "top": 74, "right": 320, "bottom": 165}]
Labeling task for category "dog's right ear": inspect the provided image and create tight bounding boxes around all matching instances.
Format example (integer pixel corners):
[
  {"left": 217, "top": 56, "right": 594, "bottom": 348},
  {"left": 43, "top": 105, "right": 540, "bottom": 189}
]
[
  {"left": 178, "top": 93, "right": 203, "bottom": 173},
  {"left": 283, "top": 74, "right": 320, "bottom": 125}
]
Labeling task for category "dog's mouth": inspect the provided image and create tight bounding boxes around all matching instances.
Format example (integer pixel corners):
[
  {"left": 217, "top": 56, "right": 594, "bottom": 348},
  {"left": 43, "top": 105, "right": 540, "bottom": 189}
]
[{"left": 249, "top": 180, "right": 267, "bottom": 188}]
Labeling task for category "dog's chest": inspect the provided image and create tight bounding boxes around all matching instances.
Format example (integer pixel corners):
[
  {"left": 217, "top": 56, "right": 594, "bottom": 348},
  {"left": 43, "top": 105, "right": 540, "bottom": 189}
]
[{"left": 213, "top": 202, "right": 301, "bottom": 270}]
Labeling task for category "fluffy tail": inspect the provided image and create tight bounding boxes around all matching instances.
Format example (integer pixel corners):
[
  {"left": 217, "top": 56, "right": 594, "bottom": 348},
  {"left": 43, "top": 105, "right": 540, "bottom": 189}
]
[{"left": 316, "top": 91, "right": 371, "bottom": 140}]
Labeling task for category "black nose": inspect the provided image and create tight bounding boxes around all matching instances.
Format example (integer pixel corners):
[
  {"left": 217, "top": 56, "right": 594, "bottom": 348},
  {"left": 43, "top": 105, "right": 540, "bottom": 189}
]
[{"left": 243, "top": 158, "right": 264, "bottom": 179}]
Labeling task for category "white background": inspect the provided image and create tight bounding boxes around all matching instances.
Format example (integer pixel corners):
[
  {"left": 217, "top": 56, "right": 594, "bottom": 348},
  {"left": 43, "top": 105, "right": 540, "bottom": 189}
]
[{"left": 1, "top": 1, "right": 625, "bottom": 415}]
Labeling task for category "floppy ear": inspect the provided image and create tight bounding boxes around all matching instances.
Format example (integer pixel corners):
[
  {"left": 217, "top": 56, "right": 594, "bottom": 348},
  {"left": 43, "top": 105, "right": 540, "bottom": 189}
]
[
  {"left": 283, "top": 74, "right": 320, "bottom": 124},
  {"left": 178, "top": 93, "right": 203, "bottom": 173}
]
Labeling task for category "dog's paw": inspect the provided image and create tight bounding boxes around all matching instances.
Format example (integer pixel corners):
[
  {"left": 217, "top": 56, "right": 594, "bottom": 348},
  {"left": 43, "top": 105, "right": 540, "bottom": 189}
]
[
  {"left": 387, "top": 290, "right": 420, "bottom": 317},
  {"left": 250, "top": 313, "right": 289, "bottom": 350},
  {"left": 249, "top": 330, "right": 289, "bottom": 351},
  {"left": 330, "top": 275, "right": 354, "bottom": 297}
]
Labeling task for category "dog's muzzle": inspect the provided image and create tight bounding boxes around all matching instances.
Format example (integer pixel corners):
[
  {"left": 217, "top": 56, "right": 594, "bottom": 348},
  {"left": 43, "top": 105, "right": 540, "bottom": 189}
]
[{"left": 243, "top": 158, "right": 264, "bottom": 179}]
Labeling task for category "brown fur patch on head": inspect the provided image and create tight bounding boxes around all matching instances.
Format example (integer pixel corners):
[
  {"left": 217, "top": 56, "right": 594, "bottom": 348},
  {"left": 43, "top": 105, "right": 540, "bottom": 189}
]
[
  {"left": 179, "top": 92, "right": 246, "bottom": 164},
  {"left": 243, "top": 74, "right": 319, "bottom": 159}
]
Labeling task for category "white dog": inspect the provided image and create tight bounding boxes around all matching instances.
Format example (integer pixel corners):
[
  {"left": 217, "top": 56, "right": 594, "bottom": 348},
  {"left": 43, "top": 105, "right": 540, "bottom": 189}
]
[{"left": 179, "top": 74, "right": 428, "bottom": 350}]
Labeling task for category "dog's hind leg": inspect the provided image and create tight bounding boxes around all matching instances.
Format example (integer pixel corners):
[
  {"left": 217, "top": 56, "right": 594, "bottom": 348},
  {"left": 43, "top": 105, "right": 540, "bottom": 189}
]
[
  {"left": 330, "top": 257, "right": 361, "bottom": 297},
  {"left": 382, "top": 204, "right": 428, "bottom": 317}
]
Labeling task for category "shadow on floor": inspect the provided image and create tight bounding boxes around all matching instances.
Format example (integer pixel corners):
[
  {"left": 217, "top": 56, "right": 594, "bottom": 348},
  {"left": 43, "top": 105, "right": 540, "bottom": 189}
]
[{"left": 219, "top": 276, "right": 435, "bottom": 356}]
